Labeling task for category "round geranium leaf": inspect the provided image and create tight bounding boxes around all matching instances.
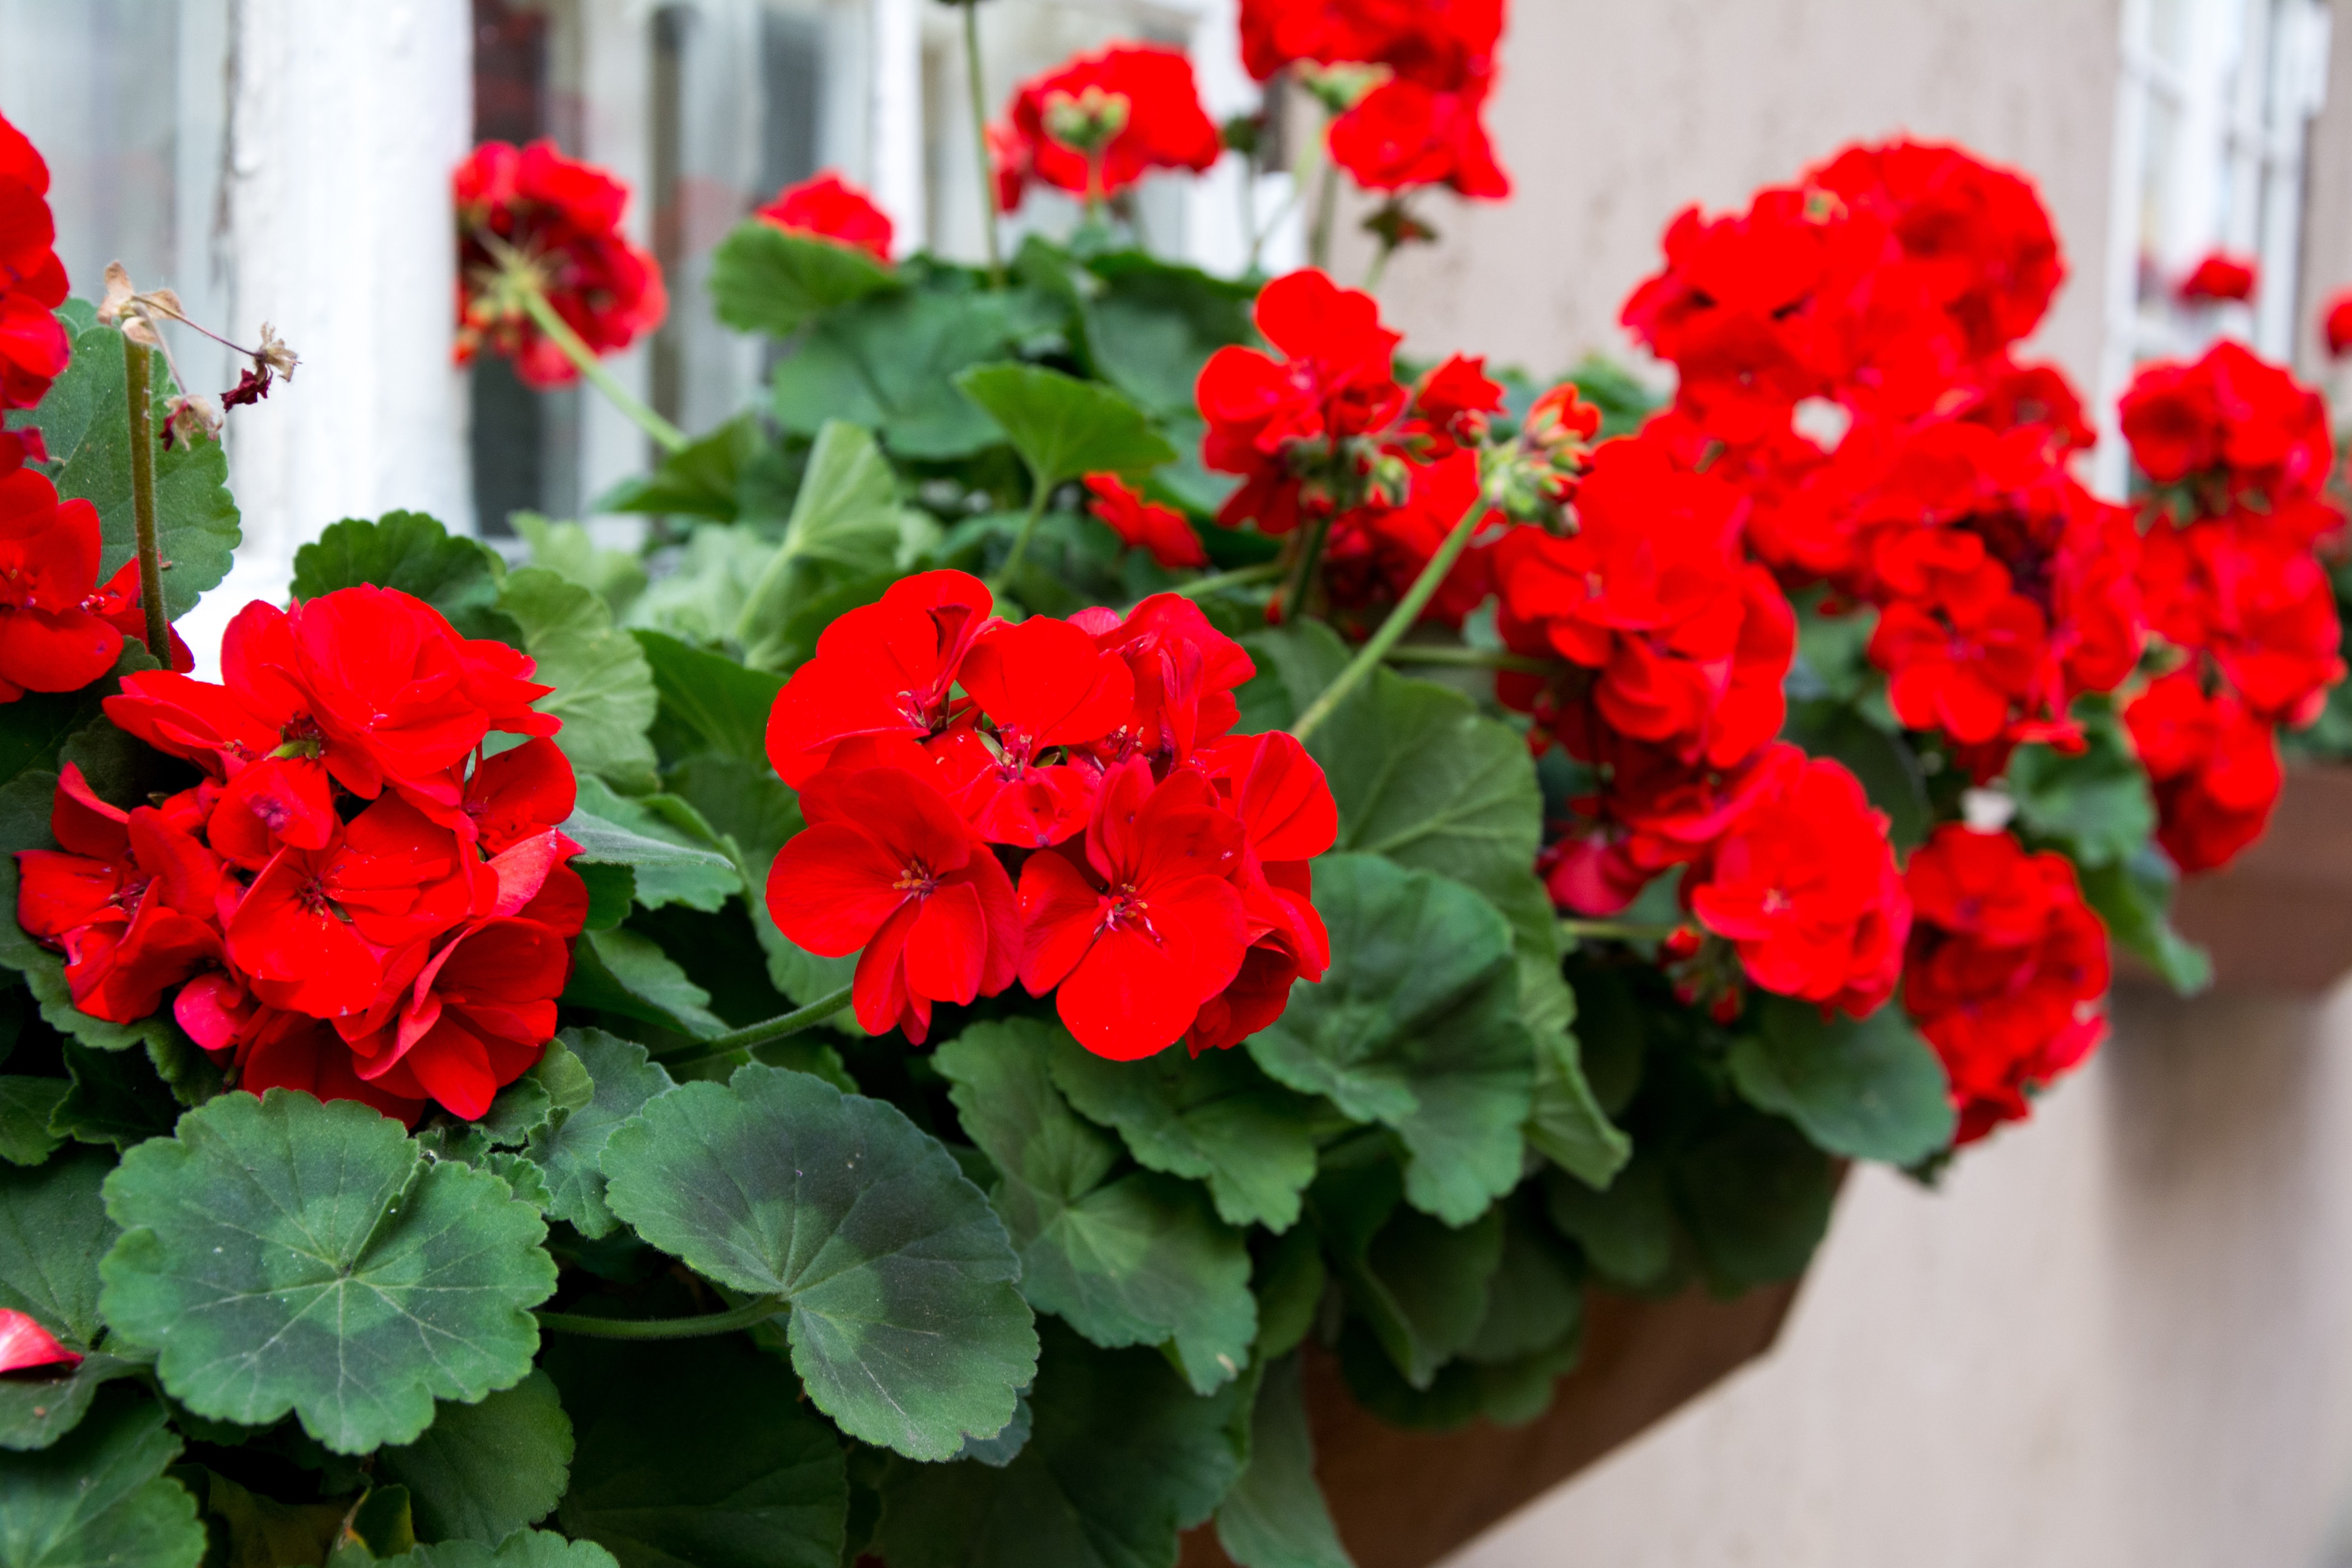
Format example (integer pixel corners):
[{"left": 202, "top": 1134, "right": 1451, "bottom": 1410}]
[
  {"left": 97, "top": 1089, "right": 558, "bottom": 1454},
  {"left": 600, "top": 1063, "right": 1038, "bottom": 1460}
]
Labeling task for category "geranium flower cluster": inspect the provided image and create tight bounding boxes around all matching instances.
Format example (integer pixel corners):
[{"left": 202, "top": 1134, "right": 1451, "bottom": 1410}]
[
  {"left": 992, "top": 44, "right": 1223, "bottom": 212},
  {"left": 1239, "top": 0, "right": 1509, "bottom": 199},
  {"left": 763, "top": 570, "right": 1337, "bottom": 1060},
  {"left": 2118, "top": 341, "right": 2342, "bottom": 871},
  {"left": 455, "top": 139, "right": 667, "bottom": 389},
  {"left": 1199, "top": 267, "right": 1593, "bottom": 631},
  {"left": 1902, "top": 826, "right": 2108, "bottom": 1144},
  {"left": 0, "top": 108, "right": 68, "bottom": 473},
  {"left": 758, "top": 171, "right": 895, "bottom": 263},
  {"left": 16, "top": 586, "right": 587, "bottom": 1123}
]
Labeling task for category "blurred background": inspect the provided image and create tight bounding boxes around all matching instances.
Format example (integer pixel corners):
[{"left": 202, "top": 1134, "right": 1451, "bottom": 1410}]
[{"left": 8, "top": 1, "right": 2352, "bottom": 1562}]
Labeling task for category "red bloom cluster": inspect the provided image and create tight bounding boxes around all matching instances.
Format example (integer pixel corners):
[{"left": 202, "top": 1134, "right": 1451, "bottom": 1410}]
[
  {"left": 16, "top": 587, "right": 585, "bottom": 1122},
  {"left": 757, "top": 171, "right": 894, "bottom": 263},
  {"left": 0, "top": 469, "right": 130, "bottom": 700},
  {"left": 991, "top": 45, "right": 1222, "bottom": 212},
  {"left": 1200, "top": 269, "right": 1586, "bottom": 628},
  {"left": 1086, "top": 473, "right": 1206, "bottom": 569},
  {"left": 455, "top": 139, "right": 667, "bottom": 390},
  {"left": 764, "top": 570, "right": 1336, "bottom": 1059},
  {"left": 1902, "top": 825, "right": 2107, "bottom": 1142},
  {"left": 2178, "top": 251, "right": 2256, "bottom": 305},
  {"left": 1, "top": 109, "right": 68, "bottom": 474},
  {"left": 1238, "top": 0, "right": 1509, "bottom": 199},
  {"left": 2324, "top": 288, "right": 2352, "bottom": 357},
  {"left": 2118, "top": 341, "right": 2342, "bottom": 871}
]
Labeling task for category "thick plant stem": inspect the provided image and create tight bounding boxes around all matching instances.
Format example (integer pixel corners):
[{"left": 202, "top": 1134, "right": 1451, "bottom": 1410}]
[
  {"left": 536, "top": 1294, "right": 788, "bottom": 1341},
  {"left": 960, "top": 0, "right": 1005, "bottom": 287},
  {"left": 1291, "top": 493, "right": 1483, "bottom": 743},
  {"left": 662, "top": 983, "right": 857, "bottom": 1070},
  {"left": 1558, "top": 917, "right": 1684, "bottom": 943},
  {"left": 1383, "top": 644, "right": 1553, "bottom": 674},
  {"left": 513, "top": 283, "right": 689, "bottom": 454},
  {"left": 1169, "top": 559, "right": 1285, "bottom": 600},
  {"left": 122, "top": 336, "right": 169, "bottom": 664},
  {"left": 1308, "top": 158, "right": 1340, "bottom": 272},
  {"left": 1281, "top": 510, "right": 1333, "bottom": 622},
  {"left": 989, "top": 480, "right": 1053, "bottom": 598}
]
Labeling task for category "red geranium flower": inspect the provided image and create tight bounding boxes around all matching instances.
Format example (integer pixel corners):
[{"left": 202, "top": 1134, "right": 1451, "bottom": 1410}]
[
  {"left": 932, "top": 615, "right": 1136, "bottom": 847},
  {"left": 2124, "top": 670, "right": 2284, "bottom": 874},
  {"left": 2324, "top": 288, "right": 2352, "bottom": 357},
  {"left": 2178, "top": 251, "right": 2257, "bottom": 304},
  {"left": 1902, "top": 825, "right": 2108, "bottom": 1143},
  {"left": 766, "top": 766, "right": 1020, "bottom": 1044},
  {"left": 0, "top": 109, "right": 69, "bottom": 419},
  {"left": 0, "top": 1308, "right": 80, "bottom": 1375},
  {"left": 0, "top": 469, "right": 124, "bottom": 702},
  {"left": 1068, "top": 592, "right": 1258, "bottom": 772},
  {"left": 2117, "top": 342, "right": 2332, "bottom": 503},
  {"left": 993, "top": 44, "right": 1222, "bottom": 211},
  {"left": 1187, "top": 730, "right": 1336, "bottom": 1053},
  {"left": 1018, "top": 759, "right": 1250, "bottom": 1060},
  {"left": 1684, "top": 745, "right": 1910, "bottom": 1016},
  {"left": 1238, "top": 0, "right": 1503, "bottom": 92},
  {"left": 764, "top": 570, "right": 996, "bottom": 786},
  {"left": 756, "top": 170, "right": 894, "bottom": 262},
  {"left": 1198, "top": 269, "right": 1406, "bottom": 535},
  {"left": 455, "top": 139, "right": 668, "bottom": 390},
  {"left": 1328, "top": 76, "right": 1509, "bottom": 199},
  {"left": 1085, "top": 473, "right": 1207, "bottom": 569}
]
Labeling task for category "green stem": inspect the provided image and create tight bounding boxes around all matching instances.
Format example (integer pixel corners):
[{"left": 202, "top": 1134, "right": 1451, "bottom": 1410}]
[
  {"left": 1308, "top": 153, "right": 1340, "bottom": 273},
  {"left": 1363, "top": 239, "right": 1394, "bottom": 294},
  {"left": 1383, "top": 645, "right": 1553, "bottom": 674},
  {"left": 513, "top": 283, "right": 689, "bottom": 454},
  {"left": 536, "top": 1294, "right": 787, "bottom": 1341},
  {"left": 1291, "top": 492, "right": 1484, "bottom": 743},
  {"left": 1558, "top": 918, "right": 1684, "bottom": 943},
  {"left": 661, "top": 983, "right": 856, "bottom": 1071},
  {"left": 122, "top": 336, "right": 169, "bottom": 663},
  {"left": 1168, "top": 559, "right": 1285, "bottom": 600},
  {"left": 960, "top": 1, "right": 1005, "bottom": 287},
  {"left": 988, "top": 478, "right": 1053, "bottom": 599},
  {"left": 1281, "top": 509, "right": 1334, "bottom": 622}
]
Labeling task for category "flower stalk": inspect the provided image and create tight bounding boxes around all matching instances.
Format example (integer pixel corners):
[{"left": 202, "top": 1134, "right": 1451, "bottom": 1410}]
[
  {"left": 660, "top": 983, "right": 856, "bottom": 1070},
  {"left": 535, "top": 1293, "right": 788, "bottom": 1341},
  {"left": 1382, "top": 644, "right": 1553, "bottom": 674},
  {"left": 958, "top": 0, "right": 1006, "bottom": 288},
  {"left": 120, "top": 336, "right": 170, "bottom": 665},
  {"left": 1291, "top": 492, "right": 1486, "bottom": 741},
  {"left": 1168, "top": 559, "right": 1286, "bottom": 600},
  {"left": 508, "top": 281, "right": 690, "bottom": 455}
]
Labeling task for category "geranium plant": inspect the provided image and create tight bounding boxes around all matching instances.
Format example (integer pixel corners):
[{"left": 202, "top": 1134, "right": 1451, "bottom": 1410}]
[{"left": 0, "top": 6, "right": 2342, "bottom": 1566}]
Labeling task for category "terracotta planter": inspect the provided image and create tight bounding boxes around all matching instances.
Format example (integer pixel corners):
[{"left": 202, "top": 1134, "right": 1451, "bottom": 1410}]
[
  {"left": 2168, "top": 763, "right": 2352, "bottom": 991},
  {"left": 1179, "top": 1277, "right": 1808, "bottom": 1568}
]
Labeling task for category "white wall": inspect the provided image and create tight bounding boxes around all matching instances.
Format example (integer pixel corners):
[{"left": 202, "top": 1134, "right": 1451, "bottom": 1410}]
[{"left": 1449, "top": 978, "right": 2352, "bottom": 1566}]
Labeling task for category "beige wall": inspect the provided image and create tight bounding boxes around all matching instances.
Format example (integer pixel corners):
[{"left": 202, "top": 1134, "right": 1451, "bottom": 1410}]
[
  {"left": 1333, "top": 0, "right": 2125, "bottom": 391},
  {"left": 1449, "top": 981, "right": 2352, "bottom": 1567}
]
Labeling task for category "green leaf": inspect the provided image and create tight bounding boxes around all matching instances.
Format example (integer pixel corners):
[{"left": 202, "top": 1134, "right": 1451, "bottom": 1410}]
[
  {"left": 514, "top": 514, "right": 647, "bottom": 623},
  {"left": 498, "top": 567, "right": 659, "bottom": 794},
  {"left": 0, "top": 1385, "right": 204, "bottom": 1568},
  {"left": 1525, "top": 1022, "right": 1632, "bottom": 1191},
  {"left": 594, "top": 414, "right": 772, "bottom": 521},
  {"left": 0, "top": 1147, "right": 116, "bottom": 1347},
  {"left": 871, "top": 1319, "right": 1248, "bottom": 1568},
  {"left": 562, "top": 927, "right": 729, "bottom": 1040},
  {"left": 1669, "top": 1112, "right": 1835, "bottom": 1290},
  {"left": 98, "top": 1089, "right": 557, "bottom": 1453},
  {"left": 2079, "top": 845, "right": 2213, "bottom": 995},
  {"left": 634, "top": 631, "right": 785, "bottom": 765},
  {"left": 710, "top": 220, "right": 900, "bottom": 338},
  {"left": 378, "top": 1373, "right": 573, "bottom": 1546},
  {"left": 623, "top": 525, "right": 779, "bottom": 647},
  {"left": 0, "top": 1354, "right": 147, "bottom": 1454},
  {"left": 935, "top": 1021, "right": 1256, "bottom": 1394},
  {"left": 601, "top": 1062, "right": 1038, "bottom": 1459},
  {"left": 736, "top": 422, "right": 908, "bottom": 670},
  {"left": 1729, "top": 996, "right": 1956, "bottom": 1164},
  {"left": 1214, "top": 1354, "right": 1352, "bottom": 1568},
  {"left": 291, "top": 512, "right": 518, "bottom": 641},
  {"left": 1332, "top": 1315, "right": 1580, "bottom": 1432},
  {"left": 1543, "top": 1156, "right": 1676, "bottom": 1293},
  {"left": 1248, "top": 856, "right": 1533, "bottom": 1225},
  {"left": 564, "top": 777, "right": 741, "bottom": 913},
  {"left": 31, "top": 320, "right": 240, "bottom": 618},
  {"left": 1464, "top": 1195, "right": 1584, "bottom": 1365},
  {"left": 521, "top": 1029, "right": 675, "bottom": 1240},
  {"left": 772, "top": 291, "right": 1029, "bottom": 460},
  {"left": 1310, "top": 1147, "right": 1504, "bottom": 1389},
  {"left": 0, "top": 1079, "right": 66, "bottom": 1165},
  {"left": 189, "top": 1467, "right": 350, "bottom": 1566},
  {"left": 1250, "top": 1226, "right": 1324, "bottom": 1363},
  {"left": 1781, "top": 700, "right": 1929, "bottom": 850},
  {"left": 2008, "top": 715, "right": 2154, "bottom": 869},
  {"left": 51, "top": 1039, "right": 182, "bottom": 1149},
  {"left": 1047, "top": 1035, "right": 1319, "bottom": 1233},
  {"left": 954, "top": 364, "right": 1177, "bottom": 491},
  {"left": 665, "top": 757, "right": 857, "bottom": 1014},
  {"left": 386, "top": 1530, "right": 622, "bottom": 1568},
  {"left": 545, "top": 1324, "right": 848, "bottom": 1568},
  {"left": 1076, "top": 254, "right": 1254, "bottom": 421}
]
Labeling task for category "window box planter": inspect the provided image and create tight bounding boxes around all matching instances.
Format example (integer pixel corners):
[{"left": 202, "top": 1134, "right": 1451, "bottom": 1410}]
[{"left": 2168, "top": 764, "right": 2352, "bottom": 991}]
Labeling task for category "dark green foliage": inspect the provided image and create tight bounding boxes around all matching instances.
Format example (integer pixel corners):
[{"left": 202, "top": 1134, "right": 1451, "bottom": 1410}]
[{"left": 291, "top": 511, "right": 516, "bottom": 640}]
